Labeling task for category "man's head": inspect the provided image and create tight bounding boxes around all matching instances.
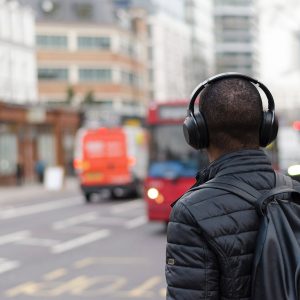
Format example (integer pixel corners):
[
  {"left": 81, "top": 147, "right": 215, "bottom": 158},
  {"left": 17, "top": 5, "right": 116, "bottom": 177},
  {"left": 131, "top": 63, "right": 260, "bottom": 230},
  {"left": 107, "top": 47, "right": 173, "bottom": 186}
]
[{"left": 200, "top": 78, "right": 262, "bottom": 158}]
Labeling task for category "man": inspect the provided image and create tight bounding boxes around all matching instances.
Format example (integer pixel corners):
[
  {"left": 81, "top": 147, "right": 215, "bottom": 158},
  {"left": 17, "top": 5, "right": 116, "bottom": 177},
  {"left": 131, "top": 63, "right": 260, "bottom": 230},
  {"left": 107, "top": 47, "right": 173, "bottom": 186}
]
[{"left": 165, "top": 74, "right": 299, "bottom": 299}]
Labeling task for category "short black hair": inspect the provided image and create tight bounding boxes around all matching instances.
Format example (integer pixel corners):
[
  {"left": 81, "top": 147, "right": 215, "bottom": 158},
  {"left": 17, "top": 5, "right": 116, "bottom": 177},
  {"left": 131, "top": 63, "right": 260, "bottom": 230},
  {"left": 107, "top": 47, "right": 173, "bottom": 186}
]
[{"left": 200, "top": 78, "right": 262, "bottom": 151}]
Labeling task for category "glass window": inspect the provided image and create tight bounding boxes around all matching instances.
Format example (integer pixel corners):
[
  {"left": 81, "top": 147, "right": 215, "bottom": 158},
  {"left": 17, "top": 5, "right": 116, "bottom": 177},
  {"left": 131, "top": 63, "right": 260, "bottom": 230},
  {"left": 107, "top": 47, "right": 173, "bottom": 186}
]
[
  {"left": 120, "top": 39, "right": 136, "bottom": 57},
  {"left": 38, "top": 68, "right": 69, "bottom": 81},
  {"left": 0, "top": 133, "right": 17, "bottom": 175},
  {"left": 215, "top": 0, "right": 252, "bottom": 5},
  {"left": 38, "top": 134, "right": 56, "bottom": 166},
  {"left": 149, "top": 125, "right": 208, "bottom": 178},
  {"left": 216, "top": 30, "right": 252, "bottom": 43},
  {"left": 79, "top": 69, "right": 112, "bottom": 82},
  {"left": 121, "top": 71, "right": 139, "bottom": 86},
  {"left": 215, "top": 16, "right": 251, "bottom": 31},
  {"left": 78, "top": 36, "right": 111, "bottom": 50},
  {"left": 36, "top": 35, "right": 68, "bottom": 49}
]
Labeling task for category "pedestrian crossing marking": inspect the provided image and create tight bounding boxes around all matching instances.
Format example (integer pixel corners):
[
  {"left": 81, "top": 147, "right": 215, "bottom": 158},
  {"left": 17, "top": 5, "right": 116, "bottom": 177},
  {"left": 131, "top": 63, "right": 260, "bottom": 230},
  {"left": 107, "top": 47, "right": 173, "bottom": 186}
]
[{"left": 0, "top": 258, "right": 20, "bottom": 275}]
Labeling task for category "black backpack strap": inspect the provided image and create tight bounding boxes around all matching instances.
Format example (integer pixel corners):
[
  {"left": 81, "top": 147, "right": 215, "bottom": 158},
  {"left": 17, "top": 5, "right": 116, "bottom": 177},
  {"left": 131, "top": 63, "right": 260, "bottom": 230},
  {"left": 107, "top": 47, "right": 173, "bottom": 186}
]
[
  {"left": 201, "top": 177, "right": 260, "bottom": 207},
  {"left": 255, "top": 185, "right": 300, "bottom": 215},
  {"left": 196, "top": 177, "right": 300, "bottom": 216}
]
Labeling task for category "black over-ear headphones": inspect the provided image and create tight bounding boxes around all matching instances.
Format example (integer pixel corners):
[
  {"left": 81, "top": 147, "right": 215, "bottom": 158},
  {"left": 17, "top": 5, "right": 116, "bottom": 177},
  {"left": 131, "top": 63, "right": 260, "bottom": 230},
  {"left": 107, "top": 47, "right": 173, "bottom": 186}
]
[{"left": 183, "top": 72, "right": 278, "bottom": 149}]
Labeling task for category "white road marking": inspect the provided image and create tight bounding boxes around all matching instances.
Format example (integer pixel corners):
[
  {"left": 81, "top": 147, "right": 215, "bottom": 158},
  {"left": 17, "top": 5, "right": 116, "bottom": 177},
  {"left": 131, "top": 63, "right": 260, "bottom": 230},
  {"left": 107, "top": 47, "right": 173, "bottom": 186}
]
[
  {"left": 111, "top": 200, "right": 144, "bottom": 214},
  {"left": 0, "top": 258, "right": 20, "bottom": 274},
  {"left": 56, "top": 225, "right": 96, "bottom": 234},
  {"left": 125, "top": 216, "right": 147, "bottom": 229},
  {"left": 90, "top": 216, "right": 127, "bottom": 226},
  {"left": 0, "top": 196, "right": 82, "bottom": 220},
  {"left": 52, "top": 212, "right": 98, "bottom": 230},
  {"left": 52, "top": 229, "right": 110, "bottom": 254},
  {"left": 0, "top": 231, "right": 30, "bottom": 245}
]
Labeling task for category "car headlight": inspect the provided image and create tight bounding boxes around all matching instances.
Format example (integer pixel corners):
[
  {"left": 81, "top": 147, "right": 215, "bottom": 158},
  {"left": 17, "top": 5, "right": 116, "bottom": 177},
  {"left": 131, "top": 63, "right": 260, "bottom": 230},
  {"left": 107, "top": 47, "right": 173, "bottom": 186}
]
[
  {"left": 288, "top": 165, "right": 300, "bottom": 176},
  {"left": 147, "top": 188, "right": 159, "bottom": 200}
]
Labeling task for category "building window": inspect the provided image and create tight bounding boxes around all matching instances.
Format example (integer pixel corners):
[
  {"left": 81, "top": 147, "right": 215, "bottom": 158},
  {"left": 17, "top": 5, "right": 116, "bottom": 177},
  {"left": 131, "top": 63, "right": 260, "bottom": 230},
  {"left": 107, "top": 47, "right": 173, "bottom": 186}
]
[
  {"left": 79, "top": 69, "right": 112, "bottom": 82},
  {"left": 77, "top": 36, "right": 111, "bottom": 50},
  {"left": 37, "top": 133, "right": 56, "bottom": 166},
  {"left": 121, "top": 71, "right": 139, "bottom": 87},
  {"left": 38, "top": 68, "right": 69, "bottom": 81},
  {"left": 120, "top": 39, "right": 136, "bottom": 57},
  {"left": 215, "top": 0, "right": 252, "bottom": 5},
  {"left": 36, "top": 35, "right": 68, "bottom": 49},
  {"left": 0, "top": 132, "right": 17, "bottom": 176}
]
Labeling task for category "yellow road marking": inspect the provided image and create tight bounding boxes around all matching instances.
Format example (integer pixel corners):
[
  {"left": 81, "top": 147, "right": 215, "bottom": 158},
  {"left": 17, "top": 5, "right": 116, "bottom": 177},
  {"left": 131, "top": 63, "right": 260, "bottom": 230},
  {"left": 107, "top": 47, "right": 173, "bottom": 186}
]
[
  {"left": 77, "top": 276, "right": 127, "bottom": 296},
  {"left": 74, "top": 257, "right": 148, "bottom": 269},
  {"left": 160, "top": 288, "right": 167, "bottom": 297},
  {"left": 125, "top": 276, "right": 162, "bottom": 298},
  {"left": 50, "top": 276, "right": 99, "bottom": 296},
  {"left": 44, "top": 268, "right": 67, "bottom": 281},
  {"left": 5, "top": 282, "right": 41, "bottom": 297},
  {"left": 73, "top": 257, "right": 94, "bottom": 269}
]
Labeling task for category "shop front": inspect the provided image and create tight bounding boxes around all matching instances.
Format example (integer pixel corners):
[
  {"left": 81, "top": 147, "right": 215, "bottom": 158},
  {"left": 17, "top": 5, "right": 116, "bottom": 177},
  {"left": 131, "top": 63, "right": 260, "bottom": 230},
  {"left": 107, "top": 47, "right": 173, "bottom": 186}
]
[{"left": 0, "top": 102, "right": 80, "bottom": 185}]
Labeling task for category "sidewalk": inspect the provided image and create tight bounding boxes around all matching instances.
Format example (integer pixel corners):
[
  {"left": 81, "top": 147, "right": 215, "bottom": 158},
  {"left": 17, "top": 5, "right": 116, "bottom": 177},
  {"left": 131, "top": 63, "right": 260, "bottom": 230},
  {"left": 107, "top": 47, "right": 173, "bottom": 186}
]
[{"left": 0, "top": 177, "right": 80, "bottom": 202}]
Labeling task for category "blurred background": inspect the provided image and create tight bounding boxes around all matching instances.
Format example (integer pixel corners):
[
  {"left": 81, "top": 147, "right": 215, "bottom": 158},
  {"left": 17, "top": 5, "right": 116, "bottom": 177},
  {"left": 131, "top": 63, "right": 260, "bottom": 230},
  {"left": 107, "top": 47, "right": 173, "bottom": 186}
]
[{"left": 0, "top": 0, "right": 299, "bottom": 299}]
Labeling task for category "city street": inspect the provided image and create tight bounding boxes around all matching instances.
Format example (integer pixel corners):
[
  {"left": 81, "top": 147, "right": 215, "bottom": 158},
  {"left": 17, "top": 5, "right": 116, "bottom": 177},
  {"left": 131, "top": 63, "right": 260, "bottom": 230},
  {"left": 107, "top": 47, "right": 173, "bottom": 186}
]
[{"left": 0, "top": 180, "right": 167, "bottom": 299}]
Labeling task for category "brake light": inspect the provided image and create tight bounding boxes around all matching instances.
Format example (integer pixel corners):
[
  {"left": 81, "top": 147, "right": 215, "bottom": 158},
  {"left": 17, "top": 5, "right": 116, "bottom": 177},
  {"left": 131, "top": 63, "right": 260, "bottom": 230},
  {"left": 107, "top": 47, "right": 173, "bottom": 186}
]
[
  {"left": 293, "top": 121, "right": 300, "bottom": 131},
  {"left": 128, "top": 156, "right": 136, "bottom": 167},
  {"left": 74, "top": 159, "right": 90, "bottom": 171}
]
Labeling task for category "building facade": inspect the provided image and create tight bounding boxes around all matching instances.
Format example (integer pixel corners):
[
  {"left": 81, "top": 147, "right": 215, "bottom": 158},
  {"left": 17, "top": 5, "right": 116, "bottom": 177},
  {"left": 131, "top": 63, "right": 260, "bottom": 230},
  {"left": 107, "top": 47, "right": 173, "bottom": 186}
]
[
  {"left": 123, "top": 0, "right": 192, "bottom": 102},
  {"left": 0, "top": 0, "right": 37, "bottom": 103},
  {"left": 185, "top": 0, "right": 214, "bottom": 91},
  {"left": 0, "top": 1, "right": 81, "bottom": 185},
  {"left": 128, "top": 0, "right": 214, "bottom": 102},
  {"left": 214, "top": 0, "right": 258, "bottom": 76},
  {"left": 259, "top": 0, "right": 300, "bottom": 115},
  {"left": 147, "top": 11, "right": 191, "bottom": 102},
  {"left": 0, "top": 103, "right": 79, "bottom": 185},
  {"left": 21, "top": 0, "right": 148, "bottom": 118}
]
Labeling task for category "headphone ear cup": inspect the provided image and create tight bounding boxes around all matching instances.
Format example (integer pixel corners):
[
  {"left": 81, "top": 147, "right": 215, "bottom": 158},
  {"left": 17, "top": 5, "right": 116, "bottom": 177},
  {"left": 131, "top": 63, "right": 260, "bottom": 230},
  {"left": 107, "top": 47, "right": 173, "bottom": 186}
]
[
  {"left": 260, "top": 111, "right": 278, "bottom": 147},
  {"left": 194, "top": 112, "right": 209, "bottom": 149},
  {"left": 183, "top": 112, "right": 209, "bottom": 150},
  {"left": 270, "top": 114, "right": 278, "bottom": 143},
  {"left": 183, "top": 113, "right": 201, "bottom": 150}
]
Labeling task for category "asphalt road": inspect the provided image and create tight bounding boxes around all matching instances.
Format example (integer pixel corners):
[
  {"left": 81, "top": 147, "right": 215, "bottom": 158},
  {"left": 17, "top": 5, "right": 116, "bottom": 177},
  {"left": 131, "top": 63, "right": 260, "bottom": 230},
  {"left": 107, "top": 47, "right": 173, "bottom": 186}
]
[{"left": 0, "top": 181, "right": 167, "bottom": 299}]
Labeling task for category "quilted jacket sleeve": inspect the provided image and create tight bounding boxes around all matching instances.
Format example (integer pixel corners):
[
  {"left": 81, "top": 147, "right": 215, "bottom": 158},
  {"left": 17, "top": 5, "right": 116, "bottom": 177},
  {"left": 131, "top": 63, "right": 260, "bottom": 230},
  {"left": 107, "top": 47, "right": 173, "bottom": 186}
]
[{"left": 166, "top": 200, "right": 220, "bottom": 300}]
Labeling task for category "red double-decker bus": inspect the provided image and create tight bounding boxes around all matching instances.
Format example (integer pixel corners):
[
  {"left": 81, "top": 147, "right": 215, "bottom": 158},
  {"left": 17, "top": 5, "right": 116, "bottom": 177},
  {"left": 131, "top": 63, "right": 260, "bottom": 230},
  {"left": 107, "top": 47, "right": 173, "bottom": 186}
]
[{"left": 144, "top": 101, "right": 208, "bottom": 223}]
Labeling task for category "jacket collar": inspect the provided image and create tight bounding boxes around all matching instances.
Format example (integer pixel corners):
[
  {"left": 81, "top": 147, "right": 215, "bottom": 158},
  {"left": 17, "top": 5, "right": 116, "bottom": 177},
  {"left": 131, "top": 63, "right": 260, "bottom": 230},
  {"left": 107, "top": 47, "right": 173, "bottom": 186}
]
[{"left": 196, "top": 149, "right": 273, "bottom": 184}]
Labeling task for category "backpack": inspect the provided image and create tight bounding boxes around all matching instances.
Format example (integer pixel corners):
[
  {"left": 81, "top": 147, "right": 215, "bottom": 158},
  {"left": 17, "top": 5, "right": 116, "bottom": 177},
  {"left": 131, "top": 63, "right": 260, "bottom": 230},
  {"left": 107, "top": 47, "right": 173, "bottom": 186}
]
[{"left": 198, "top": 173, "right": 300, "bottom": 300}]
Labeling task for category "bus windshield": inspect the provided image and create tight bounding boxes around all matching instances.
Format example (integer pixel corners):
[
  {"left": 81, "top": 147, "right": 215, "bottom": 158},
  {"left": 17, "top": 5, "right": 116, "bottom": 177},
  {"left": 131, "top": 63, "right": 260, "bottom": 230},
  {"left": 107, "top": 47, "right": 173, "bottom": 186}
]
[{"left": 149, "top": 125, "right": 208, "bottom": 178}]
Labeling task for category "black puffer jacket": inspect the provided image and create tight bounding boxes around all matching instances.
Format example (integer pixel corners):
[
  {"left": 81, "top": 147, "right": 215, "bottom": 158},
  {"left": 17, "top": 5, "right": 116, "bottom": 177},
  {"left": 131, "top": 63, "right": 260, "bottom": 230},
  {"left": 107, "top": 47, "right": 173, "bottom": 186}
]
[{"left": 166, "top": 149, "right": 300, "bottom": 300}]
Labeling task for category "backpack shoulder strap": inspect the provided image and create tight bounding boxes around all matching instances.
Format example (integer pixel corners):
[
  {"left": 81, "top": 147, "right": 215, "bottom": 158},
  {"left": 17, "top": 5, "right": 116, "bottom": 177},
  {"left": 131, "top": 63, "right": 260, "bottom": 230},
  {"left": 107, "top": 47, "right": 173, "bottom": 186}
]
[
  {"left": 192, "top": 177, "right": 260, "bottom": 206},
  {"left": 194, "top": 176, "right": 300, "bottom": 215}
]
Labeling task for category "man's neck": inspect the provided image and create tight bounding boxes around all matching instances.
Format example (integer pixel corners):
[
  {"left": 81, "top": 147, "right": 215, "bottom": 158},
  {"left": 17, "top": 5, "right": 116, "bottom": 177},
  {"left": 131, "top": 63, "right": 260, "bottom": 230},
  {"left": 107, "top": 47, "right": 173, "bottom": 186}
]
[{"left": 207, "top": 146, "right": 260, "bottom": 163}]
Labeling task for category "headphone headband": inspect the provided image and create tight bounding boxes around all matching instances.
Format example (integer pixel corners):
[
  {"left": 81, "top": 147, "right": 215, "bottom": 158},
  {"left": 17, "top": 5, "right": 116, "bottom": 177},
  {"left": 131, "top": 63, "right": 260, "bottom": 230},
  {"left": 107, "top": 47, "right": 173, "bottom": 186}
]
[
  {"left": 188, "top": 72, "right": 275, "bottom": 113},
  {"left": 183, "top": 72, "right": 278, "bottom": 150}
]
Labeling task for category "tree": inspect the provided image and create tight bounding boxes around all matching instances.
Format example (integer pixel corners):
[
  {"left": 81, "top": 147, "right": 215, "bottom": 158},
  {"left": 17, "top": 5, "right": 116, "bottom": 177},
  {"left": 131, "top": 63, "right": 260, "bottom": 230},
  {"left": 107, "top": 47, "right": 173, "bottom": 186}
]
[
  {"left": 83, "top": 90, "right": 95, "bottom": 104},
  {"left": 66, "top": 86, "right": 75, "bottom": 105}
]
